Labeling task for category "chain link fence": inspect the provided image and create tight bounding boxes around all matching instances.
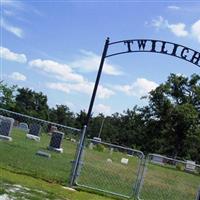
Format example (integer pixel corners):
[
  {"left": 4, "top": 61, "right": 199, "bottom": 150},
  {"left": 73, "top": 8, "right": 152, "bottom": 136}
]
[
  {"left": 0, "top": 108, "right": 81, "bottom": 185},
  {"left": 138, "top": 154, "right": 200, "bottom": 200},
  {"left": 0, "top": 108, "right": 200, "bottom": 199},
  {"left": 75, "top": 138, "right": 144, "bottom": 198}
]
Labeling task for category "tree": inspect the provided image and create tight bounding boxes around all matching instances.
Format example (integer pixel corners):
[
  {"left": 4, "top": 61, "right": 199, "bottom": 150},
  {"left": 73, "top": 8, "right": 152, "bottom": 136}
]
[
  {"left": 49, "top": 105, "right": 75, "bottom": 126},
  {"left": 15, "top": 88, "right": 49, "bottom": 120},
  {"left": 0, "top": 83, "right": 17, "bottom": 110},
  {"left": 142, "top": 73, "right": 200, "bottom": 160}
]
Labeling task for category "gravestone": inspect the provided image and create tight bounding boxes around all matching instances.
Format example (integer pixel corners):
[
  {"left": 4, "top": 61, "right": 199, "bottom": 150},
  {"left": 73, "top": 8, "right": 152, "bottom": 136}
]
[
  {"left": 151, "top": 154, "right": 164, "bottom": 165},
  {"left": 48, "top": 131, "right": 64, "bottom": 153},
  {"left": 107, "top": 158, "right": 112, "bottom": 163},
  {"left": 48, "top": 125, "right": 57, "bottom": 135},
  {"left": 19, "top": 122, "right": 29, "bottom": 132},
  {"left": 110, "top": 147, "right": 114, "bottom": 155},
  {"left": 121, "top": 158, "right": 129, "bottom": 165},
  {"left": 89, "top": 142, "right": 94, "bottom": 150},
  {"left": 185, "top": 160, "right": 196, "bottom": 172},
  {"left": 36, "top": 150, "right": 51, "bottom": 158},
  {"left": 26, "top": 124, "right": 41, "bottom": 141},
  {"left": 0, "top": 117, "right": 14, "bottom": 141}
]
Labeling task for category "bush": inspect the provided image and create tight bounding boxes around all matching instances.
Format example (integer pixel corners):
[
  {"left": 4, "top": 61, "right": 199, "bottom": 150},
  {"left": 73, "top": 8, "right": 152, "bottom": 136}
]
[
  {"left": 94, "top": 144, "right": 106, "bottom": 152},
  {"left": 176, "top": 163, "right": 184, "bottom": 171}
]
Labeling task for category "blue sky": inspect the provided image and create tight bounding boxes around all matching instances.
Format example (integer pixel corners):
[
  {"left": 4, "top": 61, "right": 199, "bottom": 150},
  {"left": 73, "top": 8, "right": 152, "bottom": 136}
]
[{"left": 1, "top": 0, "right": 200, "bottom": 115}]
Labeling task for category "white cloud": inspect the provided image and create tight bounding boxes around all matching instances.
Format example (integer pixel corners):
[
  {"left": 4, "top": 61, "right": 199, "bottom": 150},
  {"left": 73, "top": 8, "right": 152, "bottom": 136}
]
[
  {"left": 46, "top": 81, "right": 115, "bottom": 99},
  {"left": 0, "top": 18, "right": 24, "bottom": 38},
  {"left": 94, "top": 104, "right": 111, "bottom": 116},
  {"left": 151, "top": 16, "right": 168, "bottom": 30},
  {"left": 150, "top": 16, "right": 189, "bottom": 37},
  {"left": 9, "top": 72, "right": 26, "bottom": 81},
  {"left": 70, "top": 50, "right": 123, "bottom": 76},
  {"left": 0, "top": 46, "right": 27, "bottom": 63},
  {"left": 168, "top": 6, "right": 181, "bottom": 10},
  {"left": 191, "top": 20, "right": 200, "bottom": 42},
  {"left": 168, "top": 23, "right": 188, "bottom": 37},
  {"left": 114, "top": 78, "right": 158, "bottom": 97},
  {"left": 29, "top": 59, "right": 84, "bottom": 83},
  {"left": 151, "top": 16, "right": 187, "bottom": 36},
  {"left": 149, "top": 17, "right": 200, "bottom": 42}
]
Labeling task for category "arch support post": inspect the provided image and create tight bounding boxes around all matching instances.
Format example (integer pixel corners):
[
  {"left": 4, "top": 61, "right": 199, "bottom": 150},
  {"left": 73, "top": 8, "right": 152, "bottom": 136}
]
[{"left": 70, "top": 37, "right": 109, "bottom": 186}]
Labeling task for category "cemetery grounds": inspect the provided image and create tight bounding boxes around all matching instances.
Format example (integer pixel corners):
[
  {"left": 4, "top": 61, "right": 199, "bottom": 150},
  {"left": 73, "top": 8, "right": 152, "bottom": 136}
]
[{"left": 0, "top": 127, "right": 200, "bottom": 200}]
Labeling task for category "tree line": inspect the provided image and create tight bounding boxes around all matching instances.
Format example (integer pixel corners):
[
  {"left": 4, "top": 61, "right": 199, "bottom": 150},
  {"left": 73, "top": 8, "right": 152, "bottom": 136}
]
[{"left": 0, "top": 73, "right": 199, "bottom": 162}]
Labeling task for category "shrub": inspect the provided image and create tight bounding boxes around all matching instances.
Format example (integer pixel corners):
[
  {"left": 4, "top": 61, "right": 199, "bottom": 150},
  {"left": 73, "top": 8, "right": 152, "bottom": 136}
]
[
  {"left": 94, "top": 144, "right": 106, "bottom": 152},
  {"left": 176, "top": 163, "right": 184, "bottom": 171}
]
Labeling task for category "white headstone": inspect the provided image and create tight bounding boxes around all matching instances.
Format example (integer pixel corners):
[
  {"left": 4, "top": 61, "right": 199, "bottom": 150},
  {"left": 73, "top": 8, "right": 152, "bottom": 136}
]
[
  {"left": 89, "top": 142, "right": 94, "bottom": 150},
  {"left": 110, "top": 147, "right": 114, "bottom": 155},
  {"left": 185, "top": 160, "right": 196, "bottom": 172},
  {"left": 107, "top": 158, "right": 112, "bottom": 163},
  {"left": 121, "top": 158, "right": 129, "bottom": 165}
]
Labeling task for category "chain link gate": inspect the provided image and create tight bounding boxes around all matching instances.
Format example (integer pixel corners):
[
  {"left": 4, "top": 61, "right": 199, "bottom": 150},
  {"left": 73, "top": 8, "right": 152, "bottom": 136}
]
[
  {"left": 0, "top": 108, "right": 81, "bottom": 185},
  {"left": 138, "top": 154, "right": 200, "bottom": 200},
  {"left": 75, "top": 138, "right": 144, "bottom": 199}
]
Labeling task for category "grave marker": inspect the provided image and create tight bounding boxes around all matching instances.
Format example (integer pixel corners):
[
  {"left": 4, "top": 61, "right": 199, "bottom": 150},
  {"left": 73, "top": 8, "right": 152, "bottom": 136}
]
[
  {"left": 0, "top": 117, "right": 14, "bottom": 141},
  {"left": 48, "top": 125, "right": 57, "bottom": 135},
  {"left": 121, "top": 158, "right": 129, "bottom": 165},
  {"left": 89, "top": 142, "right": 94, "bottom": 150},
  {"left": 48, "top": 131, "right": 64, "bottom": 153},
  {"left": 151, "top": 154, "right": 164, "bottom": 165},
  {"left": 110, "top": 147, "right": 114, "bottom": 155},
  {"left": 26, "top": 124, "right": 41, "bottom": 141},
  {"left": 185, "top": 160, "right": 196, "bottom": 172},
  {"left": 107, "top": 158, "right": 112, "bottom": 163},
  {"left": 19, "top": 122, "right": 29, "bottom": 132}
]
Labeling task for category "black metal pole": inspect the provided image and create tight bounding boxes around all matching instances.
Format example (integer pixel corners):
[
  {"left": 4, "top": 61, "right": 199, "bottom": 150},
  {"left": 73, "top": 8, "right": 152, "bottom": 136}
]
[
  {"left": 85, "top": 37, "right": 110, "bottom": 126},
  {"left": 70, "top": 38, "right": 110, "bottom": 186}
]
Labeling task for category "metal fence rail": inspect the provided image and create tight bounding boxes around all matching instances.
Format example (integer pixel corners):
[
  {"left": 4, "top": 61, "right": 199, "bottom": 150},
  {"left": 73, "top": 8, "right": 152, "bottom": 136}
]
[
  {"left": 0, "top": 108, "right": 81, "bottom": 185},
  {"left": 138, "top": 154, "right": 200, "bottom": 200},
  {"left": 76, "top": 138, "right": 144, "bottom": 199}
]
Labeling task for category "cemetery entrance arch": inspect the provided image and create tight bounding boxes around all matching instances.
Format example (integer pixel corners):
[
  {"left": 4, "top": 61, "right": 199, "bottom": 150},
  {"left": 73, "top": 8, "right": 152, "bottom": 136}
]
[{"left": 71, "top": 38, "right": 200, "bottom": 198}]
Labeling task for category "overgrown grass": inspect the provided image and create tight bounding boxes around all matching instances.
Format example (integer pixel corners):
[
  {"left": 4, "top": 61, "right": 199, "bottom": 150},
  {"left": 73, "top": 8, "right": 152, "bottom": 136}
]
[{"left": 0, "top": 128, "right": 199, "bottom": 200}]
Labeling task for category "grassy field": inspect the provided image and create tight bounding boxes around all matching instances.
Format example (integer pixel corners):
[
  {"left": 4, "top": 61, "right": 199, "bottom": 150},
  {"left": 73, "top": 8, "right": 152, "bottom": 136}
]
[
  {"left": 0, "top": 128, "right": 77, "bottom": 184},
  {"left": 0, "top": 128, "right": 200, "bottom": 200},
  {"left": 0, "top": 168, "right": 114, "bottom": 200}
]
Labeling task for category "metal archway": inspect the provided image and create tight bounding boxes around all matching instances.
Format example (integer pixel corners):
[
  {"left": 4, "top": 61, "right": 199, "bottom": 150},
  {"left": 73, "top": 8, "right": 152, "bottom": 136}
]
[
  {"left": 86, "top": 37, "right": 200, "bottom": 126},
  {"left": 70, "top": 37, "right": 200, "bottom": 186}
]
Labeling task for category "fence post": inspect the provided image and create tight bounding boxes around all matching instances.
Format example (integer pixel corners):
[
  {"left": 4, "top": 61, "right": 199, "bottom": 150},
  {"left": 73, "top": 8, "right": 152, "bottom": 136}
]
[
  {"left": 135, "top": 156, "right": 148, "bottom": 199},
  {"left": 70, "top": 125, "right": 87, "bottom": 186}
]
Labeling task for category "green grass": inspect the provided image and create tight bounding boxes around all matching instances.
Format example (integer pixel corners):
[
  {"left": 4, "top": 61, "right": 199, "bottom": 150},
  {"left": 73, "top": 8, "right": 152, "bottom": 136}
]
[
  {"left": 0, "top": 128, "right": 200, "bottom": 200},
  {"left": 0, "top": 128, "right": 77, "bottom": 184},
  {"left": 0, "top": 168, "right": 114, "bottom": 200}
]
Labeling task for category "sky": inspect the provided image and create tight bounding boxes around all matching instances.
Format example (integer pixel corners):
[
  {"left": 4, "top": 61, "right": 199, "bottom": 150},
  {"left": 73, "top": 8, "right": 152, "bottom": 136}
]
[{"left": 1, "top": 0, "right": 200, "bottom": 116}]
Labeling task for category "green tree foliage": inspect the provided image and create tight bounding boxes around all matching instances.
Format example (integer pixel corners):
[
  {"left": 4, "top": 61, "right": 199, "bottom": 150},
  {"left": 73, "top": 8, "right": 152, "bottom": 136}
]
[
  {"left": 0, "top": 83, "right": 17, "bottom": 110},
  {"left": 140, "top": 74, "right": 200, "bottom": 160},
  {"left": 15, "top": 88, "right": 49, "bottom": 120},
  {"left": 49, "top": 105, "right": 75, "bottom": 126},
  {"left": 0, "top": 74, "right": 199, "bottom": 162}
]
